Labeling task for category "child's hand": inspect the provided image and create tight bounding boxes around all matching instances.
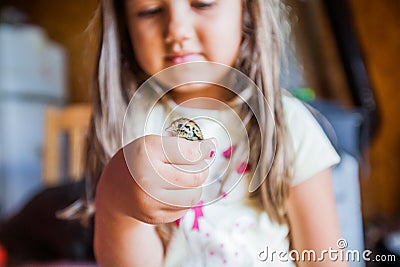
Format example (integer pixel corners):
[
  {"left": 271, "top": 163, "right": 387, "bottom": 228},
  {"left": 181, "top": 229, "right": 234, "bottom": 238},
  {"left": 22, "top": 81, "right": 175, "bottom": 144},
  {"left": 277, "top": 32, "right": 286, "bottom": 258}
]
[{"left": 96, "top": 135, "right": 216, "bottom": 225}]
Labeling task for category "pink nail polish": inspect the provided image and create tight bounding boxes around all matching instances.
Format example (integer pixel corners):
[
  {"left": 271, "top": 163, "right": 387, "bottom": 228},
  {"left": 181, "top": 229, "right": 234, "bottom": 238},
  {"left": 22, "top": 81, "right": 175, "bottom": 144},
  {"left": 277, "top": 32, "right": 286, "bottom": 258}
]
[{"left": 209, "top": 150, "right": 215, "bottom": 158}]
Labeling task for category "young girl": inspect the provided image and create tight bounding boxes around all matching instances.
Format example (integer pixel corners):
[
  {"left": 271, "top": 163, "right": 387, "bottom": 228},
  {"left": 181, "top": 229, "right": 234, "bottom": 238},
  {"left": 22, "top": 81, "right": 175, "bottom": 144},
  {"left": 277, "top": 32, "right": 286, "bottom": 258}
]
[{"left": 86, "top": 0, "right": 348, "bottom": 266}]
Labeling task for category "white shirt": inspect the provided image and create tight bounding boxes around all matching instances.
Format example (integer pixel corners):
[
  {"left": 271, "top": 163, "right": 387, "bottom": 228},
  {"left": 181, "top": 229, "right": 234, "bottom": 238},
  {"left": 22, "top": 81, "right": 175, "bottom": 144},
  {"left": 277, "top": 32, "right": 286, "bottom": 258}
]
[{"left": 125, "top": 94, "right": 340, "bottom": 267}]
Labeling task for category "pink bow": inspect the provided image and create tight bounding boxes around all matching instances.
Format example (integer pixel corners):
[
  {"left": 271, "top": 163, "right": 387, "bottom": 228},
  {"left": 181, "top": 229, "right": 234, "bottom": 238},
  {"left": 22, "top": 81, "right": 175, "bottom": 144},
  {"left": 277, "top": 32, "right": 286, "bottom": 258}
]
[{"left": 175, "top": 201, "right": 204, "bottom": 231}]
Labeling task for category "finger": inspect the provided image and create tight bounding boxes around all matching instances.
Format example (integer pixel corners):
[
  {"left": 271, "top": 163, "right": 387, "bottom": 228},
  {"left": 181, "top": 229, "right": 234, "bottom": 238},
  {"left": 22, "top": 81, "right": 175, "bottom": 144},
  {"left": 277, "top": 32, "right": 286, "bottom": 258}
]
[
  {"left": 137, "top": 178, "right": 204, "bottom": 209},
  {"left": 155, "top": 186, "right": 203, "bottom": 208},
  {"left": 132, "top": 185, "right": 199, "bottom": 224},
  {"left": 135, "top": 175, "right": 203, "bottom": 209},
  {"left": 158, "top": 160, "right": 210, "bottom": 189},
  {"left": 159, "top": 136, "right": 216, "bottom": 165},
  {"left": 129, "top": 158, "right": 208, "bottom": 195}
]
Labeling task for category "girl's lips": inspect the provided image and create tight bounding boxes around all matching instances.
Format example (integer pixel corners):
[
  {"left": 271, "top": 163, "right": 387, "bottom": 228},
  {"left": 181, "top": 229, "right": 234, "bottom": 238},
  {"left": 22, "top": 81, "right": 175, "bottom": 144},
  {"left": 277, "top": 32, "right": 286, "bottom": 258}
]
[{"left": 166, "top": 53, "right": 203, "bottom": 64}]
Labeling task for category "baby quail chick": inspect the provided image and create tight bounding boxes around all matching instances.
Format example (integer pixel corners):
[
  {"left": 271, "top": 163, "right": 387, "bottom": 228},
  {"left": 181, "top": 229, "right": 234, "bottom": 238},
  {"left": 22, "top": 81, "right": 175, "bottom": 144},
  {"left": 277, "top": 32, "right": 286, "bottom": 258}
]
[{"left": 166, "top": 118, "right": 204, "bottom": 141}]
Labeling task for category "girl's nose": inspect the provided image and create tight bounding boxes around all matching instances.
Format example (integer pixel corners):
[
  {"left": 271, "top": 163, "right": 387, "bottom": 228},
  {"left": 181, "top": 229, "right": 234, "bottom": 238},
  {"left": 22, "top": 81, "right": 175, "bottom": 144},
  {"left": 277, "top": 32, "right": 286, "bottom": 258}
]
[{"left": 165, "top": 6, "right": 193, "bottom": 45}]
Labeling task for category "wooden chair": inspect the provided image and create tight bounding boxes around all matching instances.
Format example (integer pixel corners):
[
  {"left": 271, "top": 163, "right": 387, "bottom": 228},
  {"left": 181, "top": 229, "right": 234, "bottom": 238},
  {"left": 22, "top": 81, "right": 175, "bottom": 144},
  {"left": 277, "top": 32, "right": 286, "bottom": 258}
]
[{"left": 42, "top": 104, "right": 91, "bottom": 186}]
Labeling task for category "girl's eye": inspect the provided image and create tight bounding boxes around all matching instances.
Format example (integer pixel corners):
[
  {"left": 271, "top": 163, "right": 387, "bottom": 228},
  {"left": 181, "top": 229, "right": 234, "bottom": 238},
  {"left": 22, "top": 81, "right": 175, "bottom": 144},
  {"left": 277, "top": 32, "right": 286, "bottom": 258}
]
[
  {"left": 191, "top": 1, "right": 216, "bottom": 10},
  {"left": 137, "top": 7, "right": 163, "bottom": 18}
]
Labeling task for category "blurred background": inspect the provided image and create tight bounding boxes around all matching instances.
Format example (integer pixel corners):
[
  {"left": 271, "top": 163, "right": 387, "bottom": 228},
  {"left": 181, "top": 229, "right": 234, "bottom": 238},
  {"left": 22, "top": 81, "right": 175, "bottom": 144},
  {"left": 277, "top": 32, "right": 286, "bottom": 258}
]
[{"left": 0, "top": 0, "right": 399, "bottom": 266}]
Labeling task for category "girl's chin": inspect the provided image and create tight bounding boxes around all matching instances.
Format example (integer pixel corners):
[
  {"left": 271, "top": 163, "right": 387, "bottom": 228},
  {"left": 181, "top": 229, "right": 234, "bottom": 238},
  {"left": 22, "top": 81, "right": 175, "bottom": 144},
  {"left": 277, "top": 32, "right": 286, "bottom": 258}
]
[
  {"left": 168, "top": 84, "right": 235, "bottom": 106},
  {"left": 168, "top": 83, "right": 212, "bottom": 100},
  {"left": 156, "top": 62, "right": 230, "bottom": 86}
]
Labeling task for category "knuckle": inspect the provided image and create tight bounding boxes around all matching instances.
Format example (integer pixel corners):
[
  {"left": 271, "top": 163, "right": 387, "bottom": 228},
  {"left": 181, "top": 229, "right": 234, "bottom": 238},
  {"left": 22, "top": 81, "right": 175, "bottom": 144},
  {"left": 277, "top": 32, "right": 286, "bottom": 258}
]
[
  {"left": 138, "top": 196, "right": 166, "bottom": 224},
  {"left": 133, "top": 138, "right": 146, "bottom": 157},
  {"left": 191, "top": 171, "right": 206, "bottom": 187},
  {"left": 136, "top": 135, "right": 160, "bottom": 161},
  {"left": 142, "top": 135, "right": 157, "bottom": 151},
  {"left": 142, "top": 212, "right": 160, "bottom": 225},
  {"left": 149, "top": 210, "right": 164, "bottom": 224},
  {"left": 132, "top": 171, "right": 144, "bottom": 182},
  {"left": 190, "top": 173, "right": 201, "bottom": 187}
]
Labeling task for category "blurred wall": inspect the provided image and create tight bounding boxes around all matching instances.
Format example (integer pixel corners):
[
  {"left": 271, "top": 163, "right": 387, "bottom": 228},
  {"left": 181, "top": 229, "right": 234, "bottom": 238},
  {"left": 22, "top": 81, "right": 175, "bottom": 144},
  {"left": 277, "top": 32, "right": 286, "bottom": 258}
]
[
  {"left": 347, "top": 0, "right": 400, "bottom": 221},
  {"left": 288, "top": 0, "right": 400, "bottom": 221},
  {"left": 0, "top": 0, "right": 98, "bottom": 103},
  {"left": 288, "top": 0, "right": 354, "bottom": 106}
]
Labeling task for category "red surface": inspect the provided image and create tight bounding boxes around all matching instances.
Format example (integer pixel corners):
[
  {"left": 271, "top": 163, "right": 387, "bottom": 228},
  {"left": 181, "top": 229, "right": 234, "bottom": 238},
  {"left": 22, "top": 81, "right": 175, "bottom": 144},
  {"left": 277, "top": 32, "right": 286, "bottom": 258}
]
[{"left": 0, "top": 244, "right": 7, "bottom": 267}]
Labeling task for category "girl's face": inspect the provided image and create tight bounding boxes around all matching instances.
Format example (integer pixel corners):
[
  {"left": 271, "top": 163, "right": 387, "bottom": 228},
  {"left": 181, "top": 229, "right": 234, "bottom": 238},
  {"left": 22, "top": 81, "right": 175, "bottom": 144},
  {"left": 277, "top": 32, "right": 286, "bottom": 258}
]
[{"left": 125, "top": 0, "right": 242, "bottom": 76}]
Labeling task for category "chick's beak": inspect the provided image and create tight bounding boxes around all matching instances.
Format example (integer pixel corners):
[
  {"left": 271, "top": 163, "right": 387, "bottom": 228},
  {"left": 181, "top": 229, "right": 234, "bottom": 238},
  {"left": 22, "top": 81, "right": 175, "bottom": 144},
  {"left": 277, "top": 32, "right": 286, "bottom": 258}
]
[{"left": 165, "top": 125, "right": 174, "bottom": 133}]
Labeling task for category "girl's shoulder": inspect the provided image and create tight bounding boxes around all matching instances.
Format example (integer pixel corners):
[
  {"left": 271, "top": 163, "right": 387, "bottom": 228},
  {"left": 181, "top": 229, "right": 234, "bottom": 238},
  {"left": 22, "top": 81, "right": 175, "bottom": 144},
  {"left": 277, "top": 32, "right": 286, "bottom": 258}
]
[
  {"left": 281, "top": 94, "right": 341, "bottom": 186},
  {"left": 281, "top": 93, "right": 319, "bottom": 124}
]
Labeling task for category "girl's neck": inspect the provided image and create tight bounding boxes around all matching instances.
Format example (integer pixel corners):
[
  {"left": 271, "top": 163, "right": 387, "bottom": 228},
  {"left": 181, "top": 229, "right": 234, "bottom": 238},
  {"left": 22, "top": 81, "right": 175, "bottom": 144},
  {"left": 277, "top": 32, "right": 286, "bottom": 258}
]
[{"left": 168, "top": 84, "right": 236, "bottom": 110}]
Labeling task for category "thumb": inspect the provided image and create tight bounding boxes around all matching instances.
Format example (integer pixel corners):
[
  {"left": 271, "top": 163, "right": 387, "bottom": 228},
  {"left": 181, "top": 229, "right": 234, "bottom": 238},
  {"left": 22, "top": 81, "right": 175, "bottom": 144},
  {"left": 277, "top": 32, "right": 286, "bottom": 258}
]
[
  {"left": 198, "top": 138, "right": 217, "bottom": 160},
  {"left": 160, "top": 136, "right": 217, "bottom": 164}
]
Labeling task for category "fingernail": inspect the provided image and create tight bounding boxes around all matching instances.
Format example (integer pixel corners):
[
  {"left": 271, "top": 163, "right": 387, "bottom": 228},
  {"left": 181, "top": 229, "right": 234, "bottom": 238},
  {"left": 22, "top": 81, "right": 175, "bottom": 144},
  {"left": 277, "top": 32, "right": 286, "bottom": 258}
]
[
  {"left": 209, "top": 150, "right": 215, "bottom": 158},
  {"left": 209, "top": 137, "right": 217, "bottom": 148}
]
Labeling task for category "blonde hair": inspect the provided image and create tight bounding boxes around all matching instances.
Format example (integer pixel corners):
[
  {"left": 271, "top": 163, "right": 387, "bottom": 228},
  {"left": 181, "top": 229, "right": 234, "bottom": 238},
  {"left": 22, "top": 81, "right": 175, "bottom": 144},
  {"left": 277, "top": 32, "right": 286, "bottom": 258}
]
[
  {"left": 86, "top": 0, "right": 292, "bottom": 243},
  {"left": 238, "top": 0, "right": 292, "bottom": 224}
]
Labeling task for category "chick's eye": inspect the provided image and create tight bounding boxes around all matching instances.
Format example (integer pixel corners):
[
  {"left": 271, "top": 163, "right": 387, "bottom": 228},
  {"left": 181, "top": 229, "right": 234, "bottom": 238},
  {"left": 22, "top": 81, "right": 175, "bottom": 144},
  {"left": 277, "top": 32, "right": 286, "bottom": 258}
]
[
  {"left": 137, "top": 6, "right": 163, "bottom": 17},
  {"left": 191, "top": 1, "right": 216, "bottom": 10}
]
